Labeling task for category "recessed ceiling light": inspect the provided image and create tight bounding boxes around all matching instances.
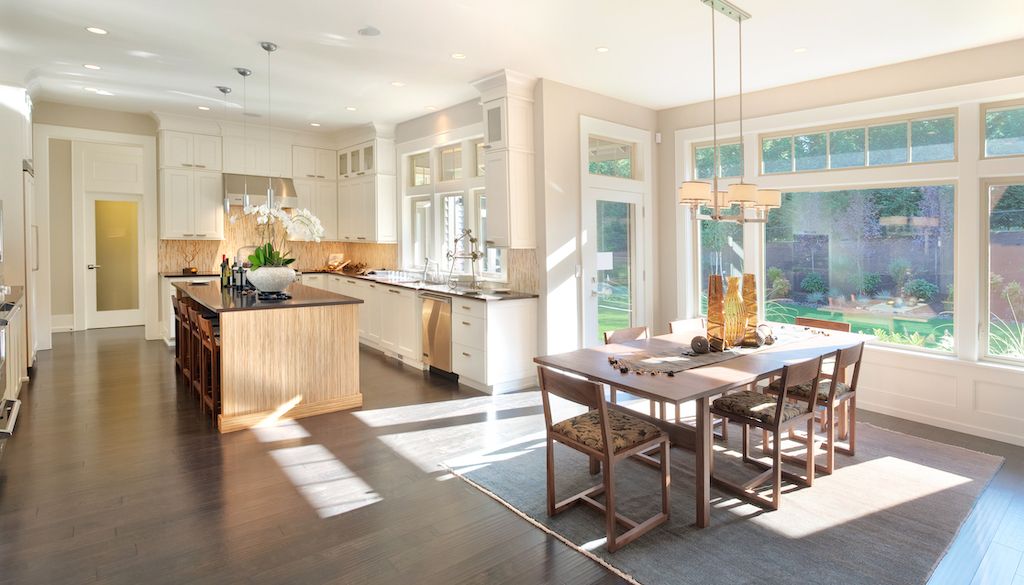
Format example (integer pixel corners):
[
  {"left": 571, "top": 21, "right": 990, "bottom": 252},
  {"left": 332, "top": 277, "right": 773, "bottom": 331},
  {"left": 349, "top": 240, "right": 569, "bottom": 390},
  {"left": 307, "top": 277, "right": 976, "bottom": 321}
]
[
  {"left": 596, "top": 46, "right": 609, "bottom": 53},
  {"left": 95, "top": 90, "right": 114, "bottom": 96},
  {"left": 357, "top": 26, "right": 381, "bottom": 37},
  {"left": 83, "top": 64, "right": 101, "bottom": 70},
  {"left": 310, "top": 122, "right": 321, "bottom": 127},
  {"left": 450, "top": 53, "right": 466, "bottom": 60},
  {"left": 793, "top": 47, "right": 808, "bottom": 53},
  {"left": 390, "top": 81, "right": 406, "bottom": 87},
  {"left": 84, "top": 87, "right": 98, "bottom": 92},
  {"left": 197, "top": 106, "right": 210, "bottom": 111},
  {"left": 425, "top": 106, "right": 437, "bottom": 111},
  {"left": 345, "top": 106, "right": 357, "bottom": 111},
  {"left": 85, "top": 27, "right": 108, "bottom": 35}
]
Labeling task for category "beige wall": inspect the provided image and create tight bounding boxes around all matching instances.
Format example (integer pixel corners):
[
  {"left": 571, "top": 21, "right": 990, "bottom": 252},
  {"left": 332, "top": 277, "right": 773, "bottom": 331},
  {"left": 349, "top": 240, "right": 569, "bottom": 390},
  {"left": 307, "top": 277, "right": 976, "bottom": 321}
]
[
  {"left": 395, "top": 99, "right": 481, "bottom": 144},
  {"left": 655, "top": 37, "right": 1024, "bottom": 324},
  {"left": 34, "top": 101, "right": 157, "bottom": 136},
  {"left": 534, "top": 79, "right": 659, "bottom": 353},
  {"left": 48, "top": 139, "right": 73, "bottom": 315}
]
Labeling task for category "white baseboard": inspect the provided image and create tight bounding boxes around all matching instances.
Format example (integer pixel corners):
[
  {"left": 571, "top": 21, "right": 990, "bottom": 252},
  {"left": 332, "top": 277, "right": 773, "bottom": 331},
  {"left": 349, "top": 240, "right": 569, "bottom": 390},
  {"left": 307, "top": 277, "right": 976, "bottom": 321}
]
[
  {"left": 859, "top": 399, "right": 1024, "bottom": 448},
  {"left": 51, "top": 313, "right": 73, "bottom": 333}
]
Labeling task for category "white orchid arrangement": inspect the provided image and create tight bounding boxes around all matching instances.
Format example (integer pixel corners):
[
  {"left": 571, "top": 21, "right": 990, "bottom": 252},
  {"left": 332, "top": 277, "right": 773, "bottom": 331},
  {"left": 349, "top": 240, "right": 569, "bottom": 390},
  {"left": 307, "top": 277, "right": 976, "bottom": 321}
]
[{"left": 235, "top": 204, "right": 326, "bottom": 268}]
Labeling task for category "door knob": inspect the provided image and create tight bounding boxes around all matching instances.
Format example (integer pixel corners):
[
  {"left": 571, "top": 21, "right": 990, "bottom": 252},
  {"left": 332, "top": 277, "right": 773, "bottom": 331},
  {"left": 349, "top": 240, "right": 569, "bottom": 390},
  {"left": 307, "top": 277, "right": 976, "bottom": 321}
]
[{"left": 88, "top": 264, "right": 101, "bottom": 269}]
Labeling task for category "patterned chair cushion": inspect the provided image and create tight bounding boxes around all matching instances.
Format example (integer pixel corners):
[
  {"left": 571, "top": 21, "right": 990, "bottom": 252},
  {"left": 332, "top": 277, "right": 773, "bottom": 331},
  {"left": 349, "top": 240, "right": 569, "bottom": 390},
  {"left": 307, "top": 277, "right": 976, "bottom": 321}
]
[
  {"left": 712, "top": 390, "right": 804, "bottom": 424},
  {"left": 551, "top": 409, "right": 662, "bottom": 453},
  {"left": 765, "top": 378, "right": 852, "bottom": 403}
]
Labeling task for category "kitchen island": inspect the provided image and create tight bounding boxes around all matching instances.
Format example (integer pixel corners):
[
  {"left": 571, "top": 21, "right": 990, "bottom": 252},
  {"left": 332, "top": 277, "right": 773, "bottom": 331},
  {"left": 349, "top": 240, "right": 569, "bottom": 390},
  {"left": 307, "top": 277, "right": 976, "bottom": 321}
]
[{"left": 174, "top": 281, "right": 363, "bottom": 433}]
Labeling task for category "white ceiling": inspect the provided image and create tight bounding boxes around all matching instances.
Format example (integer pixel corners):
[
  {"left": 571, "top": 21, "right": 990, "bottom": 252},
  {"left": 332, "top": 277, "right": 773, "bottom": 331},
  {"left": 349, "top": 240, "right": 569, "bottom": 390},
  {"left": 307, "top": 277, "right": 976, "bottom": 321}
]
[{"left": 2, "top": 0, "right": 1022, "bottom": 132}]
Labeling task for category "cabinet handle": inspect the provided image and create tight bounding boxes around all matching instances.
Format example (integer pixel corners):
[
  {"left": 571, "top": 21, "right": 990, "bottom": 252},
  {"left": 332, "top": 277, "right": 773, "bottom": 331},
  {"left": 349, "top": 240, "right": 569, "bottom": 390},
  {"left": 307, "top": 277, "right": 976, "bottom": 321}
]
[
  {"left": 461, "top": 305, "right": 471, "bottom": 310},
  {"left": 183, "top": 233, "right": 195, "bottom": 236},
  {"left": 462, "top": 352, "right": 471, "bottom": 357},
  {"left": 346, "top": 280, "right": 356, "bottom": 284},
  {"left": 356, "top": 237, "right": 367, "bottom": 240},
  {"left": 195, "top": 164, "right": 206, "bottom": 168},
  {"left": 461, "top": 321, "right": 471, "bottom": 326},
  {"left": 182, "top": 163, "right": 194, "bottom": 167},
  {"left": 357, "top": 171, "right": 365, "bottom": 176},
  {"left": 195, "top": 233, "right": 207, "bottom": 237},
  {"left": 388, "top": 289, "right": 401, "bottom": 295},
  {"left": 306, "top": 174, "right": 316, "bottom": 178},
  {"left": 482, "top": 144, "right": 492, "bottom": 150},
  {"left": 369, "top": 284, "right": 376, "bottom": 288}
]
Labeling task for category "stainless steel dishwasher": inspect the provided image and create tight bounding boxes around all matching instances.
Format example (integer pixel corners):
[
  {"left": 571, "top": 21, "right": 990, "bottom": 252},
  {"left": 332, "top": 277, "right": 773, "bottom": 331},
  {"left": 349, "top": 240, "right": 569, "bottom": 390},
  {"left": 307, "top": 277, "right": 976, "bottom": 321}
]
[{"left": 419, "top": 293, "right": 453, "bottom": 374}]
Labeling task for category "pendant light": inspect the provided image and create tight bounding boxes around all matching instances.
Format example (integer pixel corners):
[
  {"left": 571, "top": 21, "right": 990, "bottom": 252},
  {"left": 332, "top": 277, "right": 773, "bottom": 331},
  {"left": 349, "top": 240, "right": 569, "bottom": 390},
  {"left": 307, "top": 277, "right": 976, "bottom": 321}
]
[
  {"left": 235, "top": 67, "right": 253, "bottom": 208},
  {"left": 678, "top": 0, "right": 779, "bottom": 223},
  {"left": 217, "top": 85, "right": 232, "bottom": 214},
  {"left": 260, "top": 41, "right": 278, "bottom": 210}
]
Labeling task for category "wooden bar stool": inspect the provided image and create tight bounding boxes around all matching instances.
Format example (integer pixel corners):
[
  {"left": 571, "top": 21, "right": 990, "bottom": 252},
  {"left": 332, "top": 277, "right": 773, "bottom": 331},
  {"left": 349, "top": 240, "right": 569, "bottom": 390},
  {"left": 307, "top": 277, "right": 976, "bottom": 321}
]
[
  {"left": 196, "top": 312, "right": 221, "bottom": 424},
  {"left": 170, "top": 296, "right": 183, "bottom": 372},
  {"left": 178, "top": 299, "right": 195, "bottom": 389},
  {"left": 186, "top": 306, "right": 206, "bottom": 407}
]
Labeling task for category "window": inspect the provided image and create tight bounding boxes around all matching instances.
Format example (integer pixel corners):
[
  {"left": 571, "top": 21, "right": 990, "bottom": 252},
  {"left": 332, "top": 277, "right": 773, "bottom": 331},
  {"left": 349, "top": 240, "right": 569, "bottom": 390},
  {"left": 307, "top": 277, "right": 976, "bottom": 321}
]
[
  {"left": 475, "top": 191, "right": 503, "bottom": 276},
  {"left": 410, "top": 152, "right": 431, "bottom": 186},
  {"left": 984, "top": 103, "right": 1024, "bottom": 158},
  {"left": 986, "top": 180, "right": 1024, "bottom": 362},
  {"left": 763, "top": 184, "right": 955, "bottom": 351},
  {"left": 698, "top": 205, "right": 744, "bottom": 314},
  {"left": 694, "top": 142, "right": 743, "bottom": 179},
  {"left": 440, "top": 144, "right": 462, "bottom": 182},
  {"left": 760, "top": 111, "right": 956, "bottom": 174},
  {"left": 474, "top": 139, "right": 486, "bottom": 177},
  {"left": 408, "top": 196, "right": 432, "bottom": 268},
  {"left": 588, "top": 136, "right": 636, "bottom": 179},
  {"left": 441, "top": 192, "right": 468, "bottom": 273}
]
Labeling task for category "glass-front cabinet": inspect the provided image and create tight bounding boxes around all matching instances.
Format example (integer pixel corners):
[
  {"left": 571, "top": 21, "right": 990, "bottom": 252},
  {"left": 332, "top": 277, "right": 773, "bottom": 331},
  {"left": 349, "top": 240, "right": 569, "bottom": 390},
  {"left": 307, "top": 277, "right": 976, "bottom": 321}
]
[{"left": 338, "top": 151, "right": 349, "bottom": 179}]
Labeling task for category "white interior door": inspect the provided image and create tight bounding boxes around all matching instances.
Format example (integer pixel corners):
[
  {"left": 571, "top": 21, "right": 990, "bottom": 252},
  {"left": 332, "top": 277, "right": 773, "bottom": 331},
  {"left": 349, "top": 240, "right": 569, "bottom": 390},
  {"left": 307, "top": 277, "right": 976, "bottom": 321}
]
[
  {"left": 76, "top": 141, "right": 146, "bottom": 329},
  {"left": 582, "top": 187, "right": 646, "bottom": 347},
  {"left": 85, "top": 194, "right": 144, "bottom": 328}
]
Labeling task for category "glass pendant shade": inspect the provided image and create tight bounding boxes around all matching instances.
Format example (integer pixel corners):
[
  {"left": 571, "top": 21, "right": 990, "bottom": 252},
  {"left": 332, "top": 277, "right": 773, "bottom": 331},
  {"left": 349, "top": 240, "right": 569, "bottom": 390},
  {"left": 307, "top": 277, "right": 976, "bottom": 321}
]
[
  {"left": 726, "top": 182, "right": 758, "bottom": 206},
  {"left": 678, "top": 181, "right": 713, "bottom": 204},
  {"left": 756, "top": 188, "right": 782, "bottom": 208}
]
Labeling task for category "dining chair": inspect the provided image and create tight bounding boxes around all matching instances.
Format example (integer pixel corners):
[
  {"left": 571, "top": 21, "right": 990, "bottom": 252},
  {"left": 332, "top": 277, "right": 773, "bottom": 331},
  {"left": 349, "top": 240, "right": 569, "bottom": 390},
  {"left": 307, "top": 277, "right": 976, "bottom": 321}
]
[
  {"left": 668, "top": 317, "right": 706, "bottom": 334},
  {"left": 709, "top": 356, "right": 823, "bottom": 510},
  {"left": 765, "top": 342, "right": 863, "bottom": 474},
  {"left": 794, "top": 316, "right": 852, "bottom": 431},
  {"left": 538, "top": 366, "right": 670, "bottom": 552},
  {"left": 602, "top": 326, "right": 664, "bottom": 416}
]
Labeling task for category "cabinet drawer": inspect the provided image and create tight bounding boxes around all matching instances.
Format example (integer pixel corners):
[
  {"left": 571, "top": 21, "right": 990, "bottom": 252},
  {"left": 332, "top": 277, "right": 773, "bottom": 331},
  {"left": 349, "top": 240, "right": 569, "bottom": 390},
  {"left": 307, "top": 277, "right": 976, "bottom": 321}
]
[
  {"left": 452, "top": 314, "right": 486, "bottom": 350},
  {"left": 452, "top": 298, "right": 486, "bottom": 319},
  {"left": 382, "top": 286, "right": 414, "bottom": 299},
  {"left": 453, "top": 343, "right": 486, "bottom": 384}
]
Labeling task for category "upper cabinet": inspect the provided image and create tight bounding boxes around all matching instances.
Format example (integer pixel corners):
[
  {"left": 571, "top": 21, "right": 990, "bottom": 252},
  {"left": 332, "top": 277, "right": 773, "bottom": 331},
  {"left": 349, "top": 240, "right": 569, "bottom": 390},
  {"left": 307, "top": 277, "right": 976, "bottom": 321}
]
[
  {"left": 293, "top": 146, "right": 337, "bottom": 180},
  {"left": 336, "top": 134, "right": 397, "bottom": 242},
  {"left": 482, "top": 98, "right": 507, "bottom": 151},
  {"left": 340, "top": 138, "right": 394, "bottom": 179},
  {"left": 223, "top": 137, "right": 292, "bottom": 177},
  {"left": 159, "top": 169, "right": 224, "bottom": 240},
  {"left": 159, "top": 131, "right": 222, "bottom": 171}
]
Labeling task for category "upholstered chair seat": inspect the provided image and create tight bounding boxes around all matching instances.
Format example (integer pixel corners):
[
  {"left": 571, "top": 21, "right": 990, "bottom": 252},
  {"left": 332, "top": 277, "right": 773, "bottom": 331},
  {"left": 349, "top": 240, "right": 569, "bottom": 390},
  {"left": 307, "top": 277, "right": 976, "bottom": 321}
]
[
  {"left": 551, "top": 409, "right": 662, "bottom": 453},
  {"left": 712, "top": 390, "right": 804, "bottom": 424},
  {"left": 766, "top": 379, "right": 852, "bottom": 403}
]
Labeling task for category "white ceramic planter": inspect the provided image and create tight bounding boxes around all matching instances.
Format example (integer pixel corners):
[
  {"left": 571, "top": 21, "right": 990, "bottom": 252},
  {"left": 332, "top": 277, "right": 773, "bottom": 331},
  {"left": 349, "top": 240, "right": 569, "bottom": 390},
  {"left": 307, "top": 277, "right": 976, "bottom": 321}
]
[{"left": 246, "top": 267, "right": 298, "bottom": 293}]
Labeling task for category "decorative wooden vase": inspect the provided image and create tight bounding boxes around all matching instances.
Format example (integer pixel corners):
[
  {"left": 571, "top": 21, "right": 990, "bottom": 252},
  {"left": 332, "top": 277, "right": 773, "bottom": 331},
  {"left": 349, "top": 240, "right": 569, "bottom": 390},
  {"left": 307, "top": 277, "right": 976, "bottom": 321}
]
[
  {"left": 723, "top": 276, "right": 746, "bottom": 347},
  {"left": 741, "top": 273, "right": 760, "bottom": 346},
  {"left": 707, "top": 275, "right": 726, "bottom": 351}
]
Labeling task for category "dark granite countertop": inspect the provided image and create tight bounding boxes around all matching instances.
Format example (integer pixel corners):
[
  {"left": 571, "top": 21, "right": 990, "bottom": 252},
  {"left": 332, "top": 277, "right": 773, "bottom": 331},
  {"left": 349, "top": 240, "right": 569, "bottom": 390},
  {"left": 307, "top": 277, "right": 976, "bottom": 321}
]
[
  {"left": 164, "top": 270, "right": 538, "bottom": 301},
  {"left": 173, "top": 281, "right": 363, "bottom": 313}
]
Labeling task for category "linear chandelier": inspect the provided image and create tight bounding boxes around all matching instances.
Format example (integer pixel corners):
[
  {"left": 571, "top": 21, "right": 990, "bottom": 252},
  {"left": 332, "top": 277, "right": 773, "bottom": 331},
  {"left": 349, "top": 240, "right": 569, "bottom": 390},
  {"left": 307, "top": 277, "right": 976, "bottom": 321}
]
[{"left": 678, "top": 0, "right": 780, "bottom": 224}]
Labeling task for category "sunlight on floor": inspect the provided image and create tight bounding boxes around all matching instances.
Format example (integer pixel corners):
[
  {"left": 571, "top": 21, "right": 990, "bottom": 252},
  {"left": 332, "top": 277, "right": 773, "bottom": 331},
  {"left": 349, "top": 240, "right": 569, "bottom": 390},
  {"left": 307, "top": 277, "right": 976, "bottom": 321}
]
[
  {"left": 255, "top": 395, "right": 303, "bottom": 427},
  {"left": 251, "top": 419, "right": 311, "bottom": 443},
  {"left": 269, "top": 444, "right": 382, "bottom": 518}
]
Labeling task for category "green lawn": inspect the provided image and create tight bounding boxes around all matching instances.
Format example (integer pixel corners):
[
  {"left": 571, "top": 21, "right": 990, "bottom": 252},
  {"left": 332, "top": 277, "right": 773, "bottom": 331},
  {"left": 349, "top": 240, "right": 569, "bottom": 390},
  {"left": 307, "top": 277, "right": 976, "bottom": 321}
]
[
  {"left": 597, "top": 293, "right": 632, "bottom": 343},
  {"left": 767, "top": 300, "right": 954, "bottom": 350}
]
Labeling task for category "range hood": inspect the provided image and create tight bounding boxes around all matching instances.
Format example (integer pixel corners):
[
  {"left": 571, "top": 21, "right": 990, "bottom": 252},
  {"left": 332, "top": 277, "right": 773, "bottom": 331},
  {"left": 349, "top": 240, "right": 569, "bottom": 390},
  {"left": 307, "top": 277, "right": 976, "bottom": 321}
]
[{"left": 223, "top": 174, "right": 299, "bottom": 209}]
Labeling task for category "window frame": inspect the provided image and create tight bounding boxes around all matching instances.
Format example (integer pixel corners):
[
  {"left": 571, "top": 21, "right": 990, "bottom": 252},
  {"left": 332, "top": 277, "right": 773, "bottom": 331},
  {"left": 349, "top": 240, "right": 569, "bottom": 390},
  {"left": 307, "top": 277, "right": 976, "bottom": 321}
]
[
  {"left": 690, "top": 138, "right": 743, "bottom": 180},
  {"left": 588, "top": 134, "right": 639, "bottom": 180},
  {"left": 980, "top": 175, "right": 1024, "bottom": 365},
  {"left": 757, "top": 108, "right": 959, "bottom": 176},
  {"left": 981, "top": 98, "right": 1024, "bottom": 161}
]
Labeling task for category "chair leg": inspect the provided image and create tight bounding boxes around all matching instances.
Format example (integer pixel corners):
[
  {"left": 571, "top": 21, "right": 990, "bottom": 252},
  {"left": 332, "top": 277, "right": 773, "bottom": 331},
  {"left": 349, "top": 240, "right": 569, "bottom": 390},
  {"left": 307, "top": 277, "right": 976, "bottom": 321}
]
[
  {"left": 762, "top": 428, "right": 771, "bottom": 456},
  {"left": 649, "top": 400, "right": 656, "bottom": 417},
  {"left": 838, "top": 401, "right": 849, "bottom": 441},
  {"left": 605, "top": 458, "right": 619, "bottom": 552},
  {"left": 771, "top": 431, "right": 782, "bottom": 510},
  {"left": 825, "top": 405, "right": 836, "bottom": 474},
  {"left": 609, "top": 386, "right": 617, "bottom": 404},
  {"left": 720, "top": 414, "right": 729, "bottom": 441},
  {"left": 805, "top": 418, "right": 815, "bottom": 487},
  {"left": 675, "top": 403, "right": 681, "bottom": 424},
  {"left": 661, "top": 438, "right": 670, "bottom": 516},
  {"left": 589, "top": 456, "right": 601, "bottom": 476},
  {"left": 546, "top": 438, "right": 556, "bottom": 517},
  {"left": 848, "top": 396, "right": 856, "bottom": 455}
]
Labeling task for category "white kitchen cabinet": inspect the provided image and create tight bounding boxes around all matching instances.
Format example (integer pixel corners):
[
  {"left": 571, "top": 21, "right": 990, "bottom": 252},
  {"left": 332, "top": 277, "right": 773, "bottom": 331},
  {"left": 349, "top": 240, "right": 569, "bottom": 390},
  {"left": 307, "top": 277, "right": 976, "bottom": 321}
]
[
  {"left": 379, "top": 285, "right": 420, "bottom": 359},
  {"left": 159, "top": 169, "right": 224, "bottom": 240},
  {"left": 293, "top": 146, "right": 337, "bottom": 179},
  {"left": 4, "top": 298, "right": 27, "bottom": 401},
  {"left": 338, "top": 151, "right": 349, "bottom": 179},
  {"left": 482, "top": 98, "right": 507, "bottom": 150},
  {"left": 451, "top": 297, "right": 537, "bottom": 394},
  {"left": 223, "top": 137, "right": 292, "bottom": 177},
  {"left": 293, "top": 179, "right": 339, "bottom": 241},
  {"left": 159, "top": 131, "right": 221, "bottom": 171},
  {"left": 482, "top": 148, "right": 533, "bottom": 248},
  {"left": 300, "top": 273, "right": 326, "bottom": 289},
  {"left": 338, "top": 175, "right": 395, "bottom": 243}
]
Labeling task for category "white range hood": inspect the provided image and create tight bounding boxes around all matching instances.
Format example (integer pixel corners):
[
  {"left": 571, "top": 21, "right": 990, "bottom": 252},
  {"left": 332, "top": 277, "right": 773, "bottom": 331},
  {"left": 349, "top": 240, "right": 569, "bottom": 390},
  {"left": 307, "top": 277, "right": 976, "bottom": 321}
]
[{"left": 223, "top": 173, "right": 299, "bottom": 208}]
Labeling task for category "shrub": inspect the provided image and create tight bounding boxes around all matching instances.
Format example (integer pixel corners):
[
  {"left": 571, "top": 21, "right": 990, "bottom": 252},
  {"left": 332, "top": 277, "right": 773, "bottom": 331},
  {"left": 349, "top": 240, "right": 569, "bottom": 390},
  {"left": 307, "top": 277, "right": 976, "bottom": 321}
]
[
  {"left": 768, "top": 277, "right": 791, "bottom": 299},
  {"left": 805, "top": 292, "right": 825, "bottom": 305},
  {"left": 904, "top": 278, "right": 939, "bottom": 301},
  {"left": 766, "top": 266, "right": 784, "bottom": 285},
  {"left": 889, "top": 259, "right": 912, "bottom": 292},
  {"left": 800, "top": 273, "right": 827, "bottom": 294},
  {"left": 861, "top": 273, "right": 881, "bottom": 296}
]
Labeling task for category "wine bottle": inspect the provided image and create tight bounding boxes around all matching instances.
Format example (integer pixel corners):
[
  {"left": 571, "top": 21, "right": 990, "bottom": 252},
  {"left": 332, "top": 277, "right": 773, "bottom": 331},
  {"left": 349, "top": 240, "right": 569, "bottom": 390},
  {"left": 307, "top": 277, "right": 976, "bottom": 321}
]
[{"left": 220, "top": 255, "right": 229, "bottom": 288}]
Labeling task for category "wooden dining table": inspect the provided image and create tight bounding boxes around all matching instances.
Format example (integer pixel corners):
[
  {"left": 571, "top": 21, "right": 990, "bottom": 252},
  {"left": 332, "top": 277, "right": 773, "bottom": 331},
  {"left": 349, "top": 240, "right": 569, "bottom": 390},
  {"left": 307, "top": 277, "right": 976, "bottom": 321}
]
[{"left": 533, "top": 327, "right": 871, "bottom": 528}]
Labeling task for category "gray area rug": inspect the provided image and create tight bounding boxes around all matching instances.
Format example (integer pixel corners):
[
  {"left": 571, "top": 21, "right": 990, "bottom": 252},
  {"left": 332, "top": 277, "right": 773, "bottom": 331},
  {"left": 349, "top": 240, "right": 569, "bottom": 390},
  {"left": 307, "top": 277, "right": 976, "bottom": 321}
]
[{"left": 445, "top": 421, "right": 1003, "bottom": 585}]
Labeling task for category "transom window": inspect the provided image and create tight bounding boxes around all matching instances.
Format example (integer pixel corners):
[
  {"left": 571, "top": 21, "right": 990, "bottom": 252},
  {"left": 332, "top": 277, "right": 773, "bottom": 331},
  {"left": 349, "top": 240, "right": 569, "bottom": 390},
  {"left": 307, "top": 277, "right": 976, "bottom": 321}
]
[
  {"left": 693, "top": 141, "right": 743, "bottom": 179},
  {"left": 984, "top": 102, "right": 1024, "bottom": 158},
  {"left": 760, "top": 111, "right": 956, "bottom": 174},
  {"left": 589, "top": 136, "right": 638, "bottom": 179},
  {"left": 440, "top": 145, "right": 463, "bottom": 182},
  {"left": 409, "top": 152, "right": 431, "bottom": 187}
]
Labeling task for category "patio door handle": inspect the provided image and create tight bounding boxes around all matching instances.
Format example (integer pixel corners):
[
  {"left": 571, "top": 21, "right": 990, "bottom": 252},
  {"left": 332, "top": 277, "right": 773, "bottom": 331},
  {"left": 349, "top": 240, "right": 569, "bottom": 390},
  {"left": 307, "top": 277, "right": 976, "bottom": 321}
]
[{"left": 88, "top": 264, "right": 101, "bottom": 270}]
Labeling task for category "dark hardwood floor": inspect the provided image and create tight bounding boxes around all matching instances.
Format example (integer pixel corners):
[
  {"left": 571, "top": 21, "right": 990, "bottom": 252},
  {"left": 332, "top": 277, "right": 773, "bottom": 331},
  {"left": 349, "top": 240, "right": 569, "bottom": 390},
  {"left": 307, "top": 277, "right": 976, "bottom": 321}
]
[{"left": 0, "top": 327, "right": 1021, "bottom": 584}]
